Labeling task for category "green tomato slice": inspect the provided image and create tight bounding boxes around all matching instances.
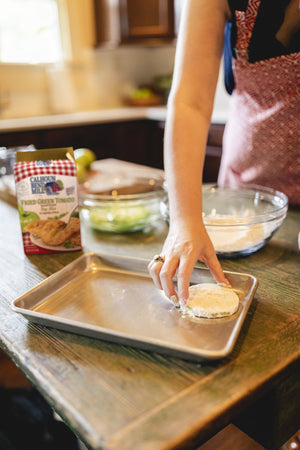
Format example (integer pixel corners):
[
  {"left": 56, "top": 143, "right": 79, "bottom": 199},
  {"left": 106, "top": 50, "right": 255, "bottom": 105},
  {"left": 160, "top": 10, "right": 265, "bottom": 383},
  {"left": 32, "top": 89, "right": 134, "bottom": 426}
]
[{"left": 89, "top": 203, "right": 150, "bottom": 232}]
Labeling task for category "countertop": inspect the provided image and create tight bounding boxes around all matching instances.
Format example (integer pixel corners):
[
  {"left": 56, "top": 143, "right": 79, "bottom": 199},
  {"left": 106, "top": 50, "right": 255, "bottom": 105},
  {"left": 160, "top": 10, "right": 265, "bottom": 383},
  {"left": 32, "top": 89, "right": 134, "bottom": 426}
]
[
  {"left": 0, "top": 178, "right": 299, "bottom": 449},
  {"left": 0, "top": 105, "right": 229, "bottom": 133}
]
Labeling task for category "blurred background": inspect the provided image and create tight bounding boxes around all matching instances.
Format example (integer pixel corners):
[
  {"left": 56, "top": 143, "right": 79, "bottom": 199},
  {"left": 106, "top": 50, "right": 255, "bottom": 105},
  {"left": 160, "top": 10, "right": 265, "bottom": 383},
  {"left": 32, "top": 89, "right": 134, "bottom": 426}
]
[{"left": 0, "top": 0, "right": 229, "bottom": 118}]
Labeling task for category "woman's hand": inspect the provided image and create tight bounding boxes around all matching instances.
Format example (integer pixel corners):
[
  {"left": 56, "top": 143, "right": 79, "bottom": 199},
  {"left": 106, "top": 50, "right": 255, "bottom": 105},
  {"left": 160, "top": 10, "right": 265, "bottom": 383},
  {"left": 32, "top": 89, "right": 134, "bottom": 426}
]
[{"left": 148, "top": 220, "right": 230, "bottom": 307}]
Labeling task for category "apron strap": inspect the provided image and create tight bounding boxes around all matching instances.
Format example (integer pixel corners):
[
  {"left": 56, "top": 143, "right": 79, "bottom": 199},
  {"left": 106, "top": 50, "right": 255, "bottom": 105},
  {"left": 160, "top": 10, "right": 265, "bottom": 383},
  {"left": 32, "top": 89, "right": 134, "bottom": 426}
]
[{"left": 235, "top": 0, "right": 261, "bottom": 55}]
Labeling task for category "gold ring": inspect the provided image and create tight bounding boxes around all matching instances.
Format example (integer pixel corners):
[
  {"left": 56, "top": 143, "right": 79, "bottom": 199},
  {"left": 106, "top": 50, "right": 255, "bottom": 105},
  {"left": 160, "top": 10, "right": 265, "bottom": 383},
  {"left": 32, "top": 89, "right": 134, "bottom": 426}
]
[{"left": 153, "top": 255, "right": 165, "bottom": 263}]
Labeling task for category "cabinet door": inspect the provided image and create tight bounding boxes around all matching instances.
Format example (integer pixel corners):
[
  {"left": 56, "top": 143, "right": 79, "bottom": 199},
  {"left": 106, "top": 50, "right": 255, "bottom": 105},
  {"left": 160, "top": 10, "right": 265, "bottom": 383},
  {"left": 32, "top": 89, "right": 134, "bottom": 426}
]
[{"left": 119, "top": 0, "right": 175, "bottom": 43}]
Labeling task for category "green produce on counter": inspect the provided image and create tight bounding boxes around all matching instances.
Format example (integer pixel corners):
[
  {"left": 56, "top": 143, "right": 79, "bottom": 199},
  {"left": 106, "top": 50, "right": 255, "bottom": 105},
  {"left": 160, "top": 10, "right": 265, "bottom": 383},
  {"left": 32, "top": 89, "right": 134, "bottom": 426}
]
[
  {"left": 86, "top": 202, "right": 151, "bottom": 232},
  {"left": 130, "top": 88, "right": 155, "bottom": 100},
  {"left": 74, "top": 148, "right": 96, "bottom": 183},
  {"left": 74, "top": 148, "right": 96, "bottom": 168},
  {"left": 76, "top": 162, "right": 87, "bottom": 183}
]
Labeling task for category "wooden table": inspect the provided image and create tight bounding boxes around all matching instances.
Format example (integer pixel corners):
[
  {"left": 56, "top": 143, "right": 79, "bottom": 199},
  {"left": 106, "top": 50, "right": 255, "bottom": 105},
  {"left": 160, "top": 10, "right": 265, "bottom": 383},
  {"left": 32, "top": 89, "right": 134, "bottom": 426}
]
[{"left": 0, "top": 198, "right": 299, "bottom": 450}]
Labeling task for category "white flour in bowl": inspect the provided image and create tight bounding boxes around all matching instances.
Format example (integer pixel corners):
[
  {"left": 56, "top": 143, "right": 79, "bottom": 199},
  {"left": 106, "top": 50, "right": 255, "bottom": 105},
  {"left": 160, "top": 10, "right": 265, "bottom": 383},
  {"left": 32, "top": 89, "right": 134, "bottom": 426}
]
[{"left": 204, "top": 215, "right": 276, "bottom": 253}]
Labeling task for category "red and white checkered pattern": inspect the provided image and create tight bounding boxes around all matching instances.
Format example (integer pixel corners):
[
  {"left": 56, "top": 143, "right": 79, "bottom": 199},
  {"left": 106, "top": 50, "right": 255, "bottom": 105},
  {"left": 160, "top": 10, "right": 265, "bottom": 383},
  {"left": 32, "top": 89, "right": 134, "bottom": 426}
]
[
  {"left": 22, "top": 233, "right": 53, "bottom": 255},
  {"left": 14, "top": 159, "right": 77, "bottom": 184}
]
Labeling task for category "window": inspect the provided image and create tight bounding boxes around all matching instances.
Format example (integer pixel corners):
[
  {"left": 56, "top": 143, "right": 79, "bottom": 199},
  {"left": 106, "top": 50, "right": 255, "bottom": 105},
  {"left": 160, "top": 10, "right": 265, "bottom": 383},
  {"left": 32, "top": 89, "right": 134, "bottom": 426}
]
[{"left": 0, "top": 0, "right": 63, "bottom": 64}]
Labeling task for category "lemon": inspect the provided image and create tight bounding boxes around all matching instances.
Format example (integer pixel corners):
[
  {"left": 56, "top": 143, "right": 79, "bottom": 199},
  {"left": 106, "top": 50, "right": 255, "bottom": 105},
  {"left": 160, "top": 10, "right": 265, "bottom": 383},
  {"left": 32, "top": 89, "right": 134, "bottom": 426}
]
[
  {"left": 74, "top": 148, "right": 96, "bottom": 169},
  {"left": 76, "top": 162, "right": 87, "bottom": 183}
]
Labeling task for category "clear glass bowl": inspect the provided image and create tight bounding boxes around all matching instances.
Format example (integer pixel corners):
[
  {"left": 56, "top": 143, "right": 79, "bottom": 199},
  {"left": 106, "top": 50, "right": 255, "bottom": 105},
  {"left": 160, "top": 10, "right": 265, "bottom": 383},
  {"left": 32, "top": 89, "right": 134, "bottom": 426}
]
[
  {"left": 0, "top": 145, "right": 35, "bottom": 193},
  {"left": 0, "top": 147, "right": 16, "bottom": 177},
  {"left": 79, "top": 176, "right": 167, "bottom": 233},
  {"left": 161, "top": 184, "right": 288, "bottom": 258}
]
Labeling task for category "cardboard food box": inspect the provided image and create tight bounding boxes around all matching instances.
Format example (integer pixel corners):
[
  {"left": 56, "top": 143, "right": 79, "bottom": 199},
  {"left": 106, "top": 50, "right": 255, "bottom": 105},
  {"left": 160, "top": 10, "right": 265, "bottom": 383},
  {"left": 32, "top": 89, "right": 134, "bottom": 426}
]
[{"left": 14, "top": 147, "right": 82, "bottom": 254}]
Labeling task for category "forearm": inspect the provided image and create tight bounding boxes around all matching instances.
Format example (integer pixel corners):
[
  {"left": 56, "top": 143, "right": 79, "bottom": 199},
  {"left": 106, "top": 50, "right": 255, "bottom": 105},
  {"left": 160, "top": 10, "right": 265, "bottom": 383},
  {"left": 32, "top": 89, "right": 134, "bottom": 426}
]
[
  {"left": 162, "top": 0, "right": 229, "bottom": 227},
  {"left": 164, "top": 101, "right": 210, "bottom": 226}
]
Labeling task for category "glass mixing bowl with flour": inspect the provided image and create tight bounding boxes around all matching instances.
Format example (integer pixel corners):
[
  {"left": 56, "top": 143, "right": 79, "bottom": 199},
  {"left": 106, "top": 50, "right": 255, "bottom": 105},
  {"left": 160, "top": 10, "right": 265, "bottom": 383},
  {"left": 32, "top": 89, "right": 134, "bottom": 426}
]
[{"left": 161, "top": 184, "right": 288, "bottom": 258}]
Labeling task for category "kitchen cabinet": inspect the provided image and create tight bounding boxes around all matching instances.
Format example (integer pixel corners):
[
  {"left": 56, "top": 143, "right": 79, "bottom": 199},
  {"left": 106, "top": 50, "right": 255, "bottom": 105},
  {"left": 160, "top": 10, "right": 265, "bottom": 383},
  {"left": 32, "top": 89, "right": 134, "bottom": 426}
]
[
  {"left": 0, "top": 120, "right": 155, "bottom": 167},
  {"left": 0, "top": 119, "right": 223, "bottom": 181},
  {"left": 153, "top": 121, "right": 224, "bottom": 182},
  {"left": 205, "top": 123, "right": 224, "bottom": 182},
  {"left": 94, "top": 0, "right": 179, "bottom": 46},
  {"left": 119, "top": 0, "right": 175, "bottom": 44}
]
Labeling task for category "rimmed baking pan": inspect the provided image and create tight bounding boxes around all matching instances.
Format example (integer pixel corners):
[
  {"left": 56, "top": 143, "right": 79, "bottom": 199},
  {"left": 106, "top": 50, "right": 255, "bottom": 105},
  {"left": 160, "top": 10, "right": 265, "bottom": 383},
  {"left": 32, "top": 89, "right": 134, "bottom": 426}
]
[{"left": 12, "top": 253, "right": 258, "bottom": 361}]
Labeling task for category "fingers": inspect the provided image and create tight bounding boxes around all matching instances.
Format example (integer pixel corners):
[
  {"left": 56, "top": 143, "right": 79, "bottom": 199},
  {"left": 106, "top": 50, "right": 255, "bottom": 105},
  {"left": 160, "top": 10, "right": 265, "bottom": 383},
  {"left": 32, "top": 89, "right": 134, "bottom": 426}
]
[
  {"left": 148, "top": 229, "right": 230, "bottom": 309},
  {"left": 176, "top": 256, "right": 198, "bottom": 306},
  {"left": 147, "top": 257, "right": 164, "bottom": 290},
  {"left": 148, "top": 251, "right": 198, "bottom": 307},
  {"left": 148, "top": 255, "right": 180, "bottom": 306},
  {"left": 202, "top": 251, "right": 231, "bottom": 287},
  {"left": 149, "top": 251, "right": 229, "bottom": 310},
  {"left": 159, "top": 256, "right": 180, "bottom": 305}
]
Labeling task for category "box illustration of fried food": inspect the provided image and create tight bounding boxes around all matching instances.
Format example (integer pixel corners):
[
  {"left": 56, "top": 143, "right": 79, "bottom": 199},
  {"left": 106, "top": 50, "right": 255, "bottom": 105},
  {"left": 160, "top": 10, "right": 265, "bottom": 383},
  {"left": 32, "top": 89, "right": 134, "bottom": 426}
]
[{"left": 14, "top": 147, "right": 82, "bottom": 254}]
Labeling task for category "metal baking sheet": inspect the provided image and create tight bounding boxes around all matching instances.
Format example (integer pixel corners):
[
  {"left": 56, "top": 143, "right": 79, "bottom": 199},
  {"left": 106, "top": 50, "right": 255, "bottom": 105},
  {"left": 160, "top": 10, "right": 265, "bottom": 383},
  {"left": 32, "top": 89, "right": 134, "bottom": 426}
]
[{"left": 12, "top": 253, "right": 258, "bottom": 361}]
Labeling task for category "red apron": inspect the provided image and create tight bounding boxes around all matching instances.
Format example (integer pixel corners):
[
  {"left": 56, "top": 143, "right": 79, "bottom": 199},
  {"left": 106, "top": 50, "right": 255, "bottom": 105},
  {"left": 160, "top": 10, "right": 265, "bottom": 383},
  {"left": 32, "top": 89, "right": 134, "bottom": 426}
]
[{"left": 218, "top": 0, "right": 300, "bottom": 205}]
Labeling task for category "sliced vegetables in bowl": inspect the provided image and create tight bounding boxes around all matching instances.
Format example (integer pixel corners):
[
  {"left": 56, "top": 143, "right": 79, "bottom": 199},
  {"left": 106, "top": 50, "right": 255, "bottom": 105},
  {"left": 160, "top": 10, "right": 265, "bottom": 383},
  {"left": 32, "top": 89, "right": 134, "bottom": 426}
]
[{"left": 79, "top": 176, "right": 167, "bottom": 233}]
